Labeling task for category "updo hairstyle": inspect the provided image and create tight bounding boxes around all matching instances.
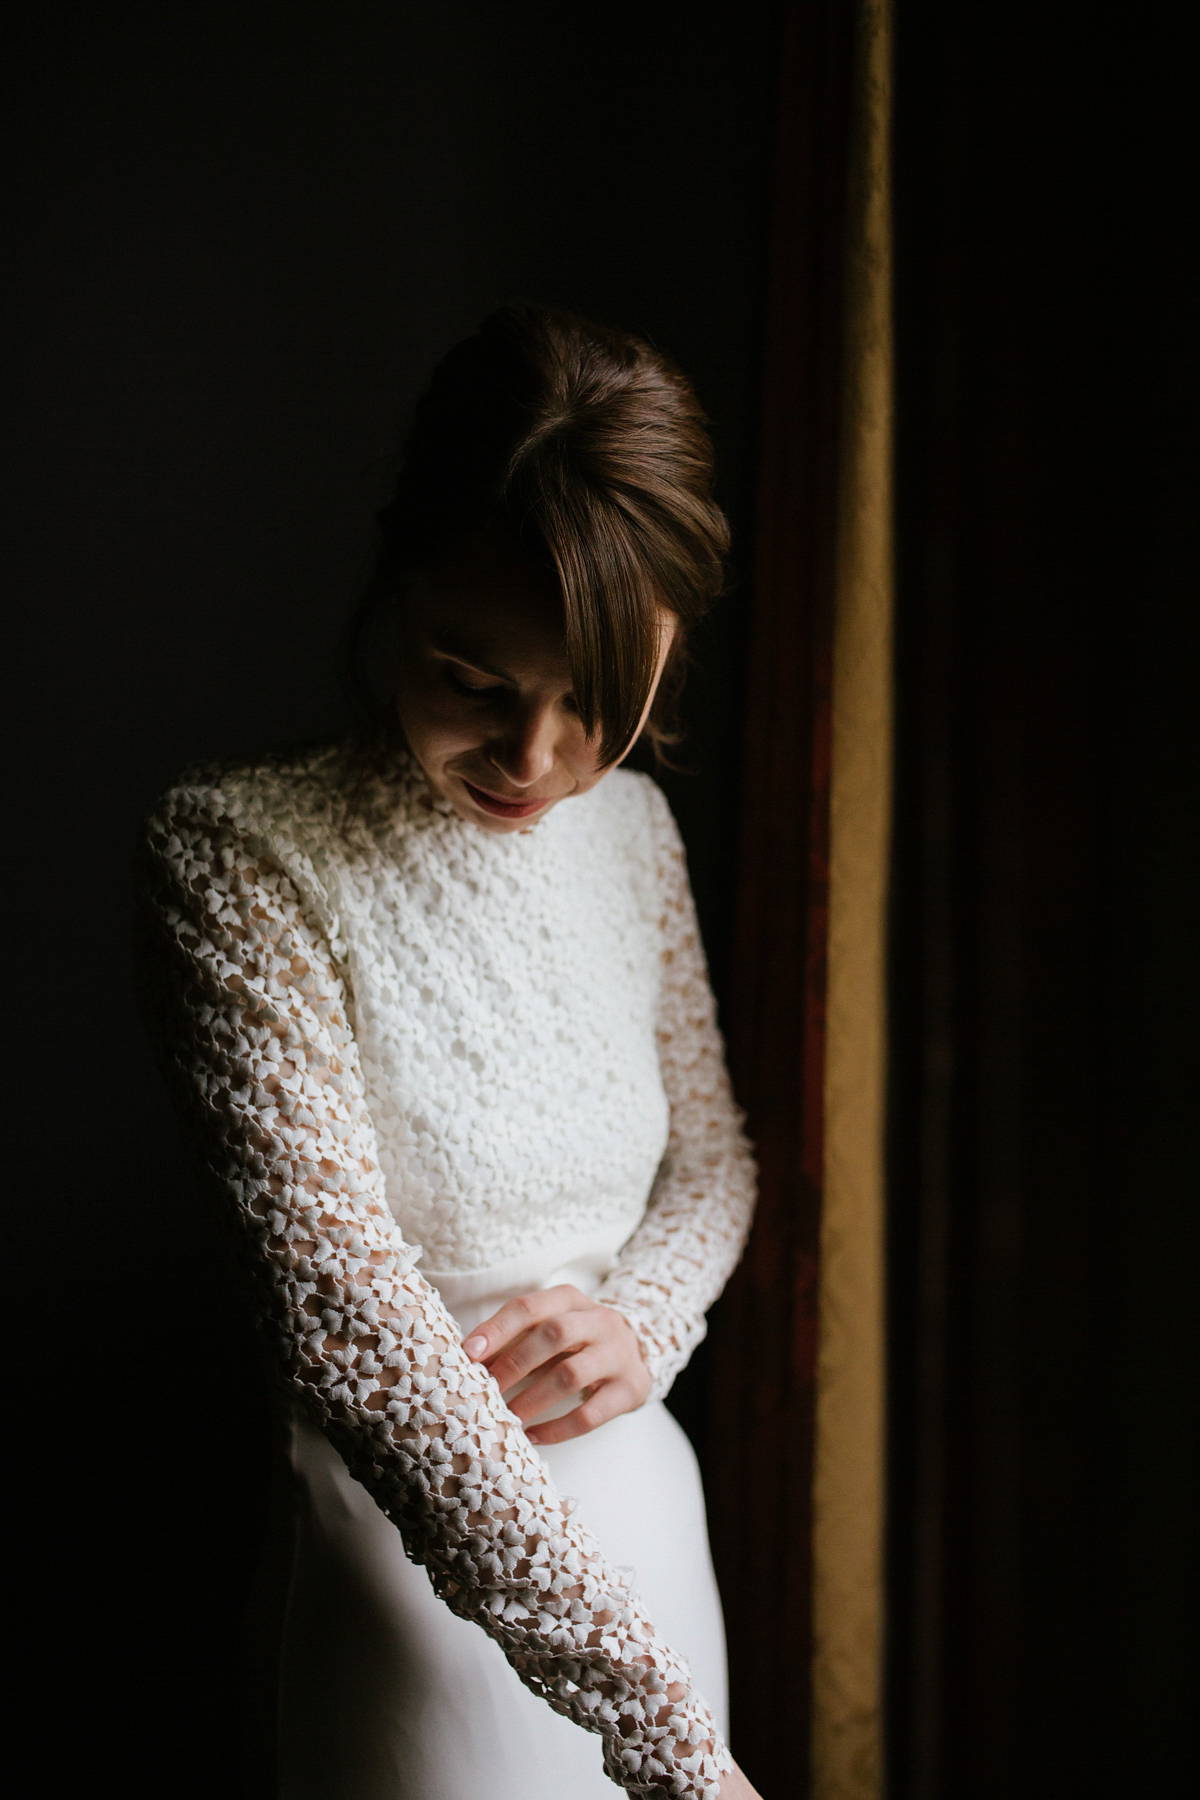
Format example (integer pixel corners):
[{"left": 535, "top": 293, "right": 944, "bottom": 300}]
[{"left": 345, "top": 304, "right": 730, "bottom": 766}]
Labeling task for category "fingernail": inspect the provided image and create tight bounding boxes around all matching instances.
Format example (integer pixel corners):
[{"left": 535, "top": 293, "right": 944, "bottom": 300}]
[{"left": 463, "top": 1334, "right": 487, "bottom": 1359}]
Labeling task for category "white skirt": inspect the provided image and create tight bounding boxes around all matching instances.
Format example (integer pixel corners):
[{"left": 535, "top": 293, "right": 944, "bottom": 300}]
[{"left": 264, "top": 1239, "right": 728, "bottom": 1800}]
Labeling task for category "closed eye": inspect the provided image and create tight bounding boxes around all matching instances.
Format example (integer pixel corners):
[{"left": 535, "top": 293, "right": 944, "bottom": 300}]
[{"left": 442, "top": 663, "right": 506, "bottom": 700}]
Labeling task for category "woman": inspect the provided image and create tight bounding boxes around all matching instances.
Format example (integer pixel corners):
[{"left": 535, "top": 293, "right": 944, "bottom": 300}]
[{"left": 136, "top": 306, "right": 762, "bottom": 1799}]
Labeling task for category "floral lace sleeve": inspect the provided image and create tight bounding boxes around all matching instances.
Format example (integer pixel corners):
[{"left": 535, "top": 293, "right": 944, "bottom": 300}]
[
  {"left": 597, "top": 785, "right": 757, "bottom": 1403},
  {"left": 134, "top": 782, "right": 732, "bottom": 1799}
]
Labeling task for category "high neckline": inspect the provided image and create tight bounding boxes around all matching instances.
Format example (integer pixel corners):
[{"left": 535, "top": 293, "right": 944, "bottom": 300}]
[{"left": 379, "top": 743, "right": 569, "bottom": 849}]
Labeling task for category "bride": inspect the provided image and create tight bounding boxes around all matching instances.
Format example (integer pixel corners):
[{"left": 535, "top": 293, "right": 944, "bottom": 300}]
[{"left": 136, "top": 305, "right": 763, "bottom": 1799}]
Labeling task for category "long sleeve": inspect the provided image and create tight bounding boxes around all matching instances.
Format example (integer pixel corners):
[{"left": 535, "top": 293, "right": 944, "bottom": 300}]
[
  {"left": 134, "top": 780, "right": 731, "bottom": 1800},
  {"left": 597, "top": 785, "right": 757, "bottom": 1403}
]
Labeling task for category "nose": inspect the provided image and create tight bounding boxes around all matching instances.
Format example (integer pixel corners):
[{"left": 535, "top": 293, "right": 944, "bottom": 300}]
[{"left": 489, "top": 700, "right": 559, "bottom": 789}]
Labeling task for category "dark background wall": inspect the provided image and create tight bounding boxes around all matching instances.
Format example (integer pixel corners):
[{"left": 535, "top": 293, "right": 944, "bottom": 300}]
[
  {"left": 887, "top": 6, "right": 1199, "bottom": 1798},
  {"left": 4, "top": 5, "right": 776, "bottom": 1787}
]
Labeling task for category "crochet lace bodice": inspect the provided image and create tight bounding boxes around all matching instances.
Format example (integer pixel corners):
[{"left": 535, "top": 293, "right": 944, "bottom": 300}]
[{"left": 135, "top": 742, "right": 755, "bottom": 1798}]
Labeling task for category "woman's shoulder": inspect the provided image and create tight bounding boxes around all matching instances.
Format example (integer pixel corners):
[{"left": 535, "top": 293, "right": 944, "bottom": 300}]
[
  {"left": 579, "top": 767, "right": 683, "bottom": 888},
  {"left": 590, "top": 765, "right": 680, "bottom": 848},
  {"left": 143, "top": 737, "right": 361, "bottom": 875},
  {"left": 150, "top": 737, "right": 348, "bottom": 825}
]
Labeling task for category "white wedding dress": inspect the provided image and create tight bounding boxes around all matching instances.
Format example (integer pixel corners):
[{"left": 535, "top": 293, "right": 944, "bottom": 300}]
[{"left": 137, "top": 743, "right": 755, "bottom": 1799}]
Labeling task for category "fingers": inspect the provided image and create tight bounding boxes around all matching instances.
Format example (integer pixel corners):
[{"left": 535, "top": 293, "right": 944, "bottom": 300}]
[
  {"left": 489, "top": 1318, "right": 581, "bottom": 1395},
  {"left": 461, "top": 1285, "right": 579, "bottom": 1367},
  {"left": 505, "top": 1342, "right": 612, "bottom": 1424},
  {"left": 464, "top": 1286, "right": 599, "bottom": 1393},
  {"left": 525, "top": 1380, "right": 633, "bottom": 1446},
  {"left": 460, "top": 1286, "right": 651, "bottom": 1443}
]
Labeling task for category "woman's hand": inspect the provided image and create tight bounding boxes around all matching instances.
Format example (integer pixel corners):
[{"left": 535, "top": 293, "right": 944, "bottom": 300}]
[
  {"left": 462, "top": 1285, "right": 651, "bottom": 1444},
  {"left": 719, "top": 1764, "right": 764, "bottom": 1799}
]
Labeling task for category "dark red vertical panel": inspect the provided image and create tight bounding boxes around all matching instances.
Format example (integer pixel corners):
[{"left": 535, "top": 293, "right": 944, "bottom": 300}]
[{"left": 705, "top": 3, "right": 855, "bottom": 1790}]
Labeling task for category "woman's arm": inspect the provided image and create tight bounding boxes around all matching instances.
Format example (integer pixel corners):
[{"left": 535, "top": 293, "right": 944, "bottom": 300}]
[
  {"left": 135, "top": 778, "right": 732, "bottom": 1800},
  {"left": 595, "top": 782, "right": 757, "bottom": 1402}
]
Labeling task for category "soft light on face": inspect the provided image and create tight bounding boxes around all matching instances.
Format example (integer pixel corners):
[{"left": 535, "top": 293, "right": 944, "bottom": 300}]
[{"left": 395, "top": 527, "right": 674, "bottom": 835}]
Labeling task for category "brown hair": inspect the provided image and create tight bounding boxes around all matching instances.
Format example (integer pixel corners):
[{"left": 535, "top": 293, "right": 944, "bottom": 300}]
[{"left": 345, "top": 305, "right": 729, "bottom": 766}]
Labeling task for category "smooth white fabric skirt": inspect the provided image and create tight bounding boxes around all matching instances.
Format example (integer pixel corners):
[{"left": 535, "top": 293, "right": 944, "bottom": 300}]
[{"left": 263, "top": 1240, "right": 728, "bottom": 1800}]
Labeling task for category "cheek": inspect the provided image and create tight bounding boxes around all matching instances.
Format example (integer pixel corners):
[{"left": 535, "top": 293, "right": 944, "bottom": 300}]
[
  {"left": 559, "top": 737, "right": 607, "bottom": 791},
  {"left": 396, "top": 668, "right": 482, "bottom": 759}
]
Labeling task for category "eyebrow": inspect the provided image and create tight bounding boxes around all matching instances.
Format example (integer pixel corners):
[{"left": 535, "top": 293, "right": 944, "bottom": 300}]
[{"left": 428, "top": 629, "right": 513, "bottom": 683}]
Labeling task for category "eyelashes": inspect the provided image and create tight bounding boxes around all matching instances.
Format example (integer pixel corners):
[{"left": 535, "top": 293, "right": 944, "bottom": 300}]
[
  {"left": 439, "top": 660, "right": 581, "bottom": 717},
  {"left": 443, "top": 666, "right": 504, "bottom": 700}
]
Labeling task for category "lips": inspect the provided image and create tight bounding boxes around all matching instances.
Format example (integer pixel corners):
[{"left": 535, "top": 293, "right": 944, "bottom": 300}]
[{"left": 461, "top": 779, "right": 553, "bottom": 819}]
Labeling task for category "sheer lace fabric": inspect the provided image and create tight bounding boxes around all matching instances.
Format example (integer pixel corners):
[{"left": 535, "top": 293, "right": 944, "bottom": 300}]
[{"left": 136, "top": 746, "right": 754, "bottom": 1797}]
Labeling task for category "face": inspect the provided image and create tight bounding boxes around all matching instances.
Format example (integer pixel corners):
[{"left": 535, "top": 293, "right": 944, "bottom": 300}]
[{"left": 395, "top": 526, "right": 674, "bottom": 835}]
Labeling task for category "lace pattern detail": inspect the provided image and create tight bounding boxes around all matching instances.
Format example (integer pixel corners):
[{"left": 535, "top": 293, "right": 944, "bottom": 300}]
[
  {"left": 597, "top": 790, "right": 756, "bottom": 1403},
  {"left": 134, "top": 747, "right": 754, "bottom": 1796}
]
